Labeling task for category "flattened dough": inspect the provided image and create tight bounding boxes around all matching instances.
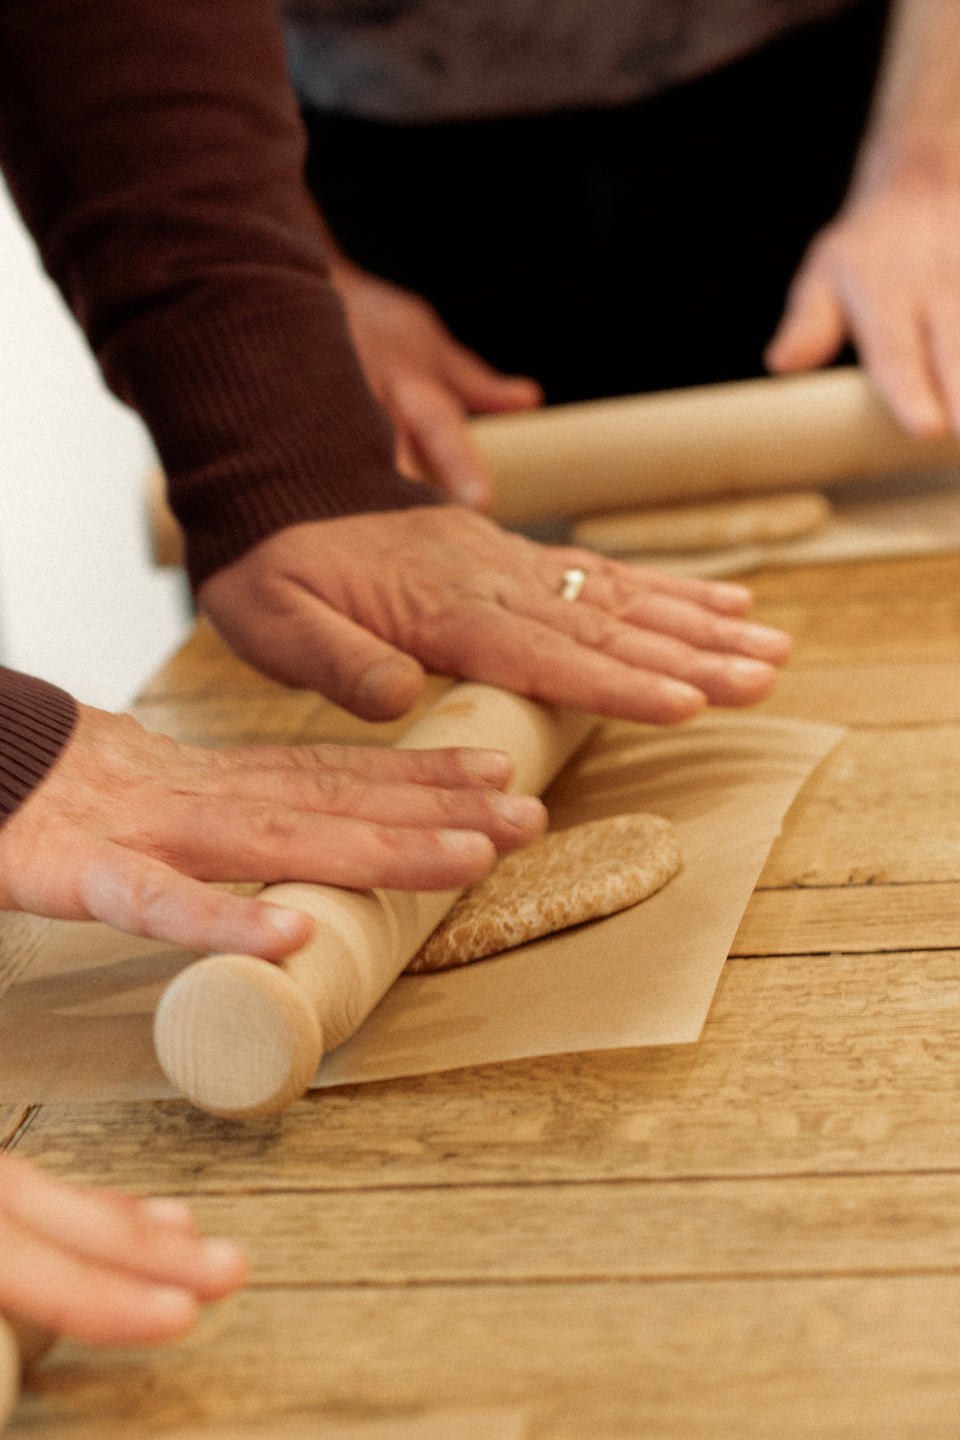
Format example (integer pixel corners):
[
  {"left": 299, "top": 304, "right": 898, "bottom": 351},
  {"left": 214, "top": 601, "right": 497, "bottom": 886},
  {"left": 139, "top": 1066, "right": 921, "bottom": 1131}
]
[
  {"left": 572, "top": 490, "right": 832, "bottom": 554},
  {"left": 405, "top": 813, "right": 681, "bottom": 973}
]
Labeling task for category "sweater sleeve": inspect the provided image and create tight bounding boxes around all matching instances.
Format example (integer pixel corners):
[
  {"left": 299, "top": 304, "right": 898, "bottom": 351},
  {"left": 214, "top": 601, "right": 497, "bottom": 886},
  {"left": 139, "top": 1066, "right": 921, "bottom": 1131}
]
[
  {"left": 0, "top": 668, "right": 77, "bottom": 826},
  {"left": 0, "top": 0, "right": 436, "bottom": 592}
]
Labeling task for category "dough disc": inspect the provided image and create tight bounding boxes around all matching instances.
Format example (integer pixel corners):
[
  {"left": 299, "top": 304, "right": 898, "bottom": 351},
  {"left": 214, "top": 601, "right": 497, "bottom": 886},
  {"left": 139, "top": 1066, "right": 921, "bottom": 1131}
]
[{"left": 406, "top": 812, "right": 681, "bottom": 973}]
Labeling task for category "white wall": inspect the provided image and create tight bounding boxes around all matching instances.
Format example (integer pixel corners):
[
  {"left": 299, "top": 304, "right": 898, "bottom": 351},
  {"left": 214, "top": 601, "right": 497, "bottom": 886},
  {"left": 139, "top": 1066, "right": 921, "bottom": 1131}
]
[{"left": 0, "top": 181, "right": 190, "bottom": 712}]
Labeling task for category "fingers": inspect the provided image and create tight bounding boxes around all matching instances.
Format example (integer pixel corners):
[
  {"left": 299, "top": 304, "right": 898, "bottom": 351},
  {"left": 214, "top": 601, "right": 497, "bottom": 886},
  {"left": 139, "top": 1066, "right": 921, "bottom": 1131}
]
[
  {"left": 452, "top": 606, "right": 779, "bottom": 720},
  {"left": 560, "top": 561, "right": 791, "bottom": 664},
  {"left": 844, "top": 285, "right": 949, "bottom": 438},
  {"left": 437, "top": 605, "right": 711, "bottom": 722},
  {"left": 766, "top": 198, "right": 960, "bottom": 438},
  {"left": 173, "top": 767, "right": 545, "bottom": 846},
  {"left": 395, "top": 373, "right": 496, "bottom": 510},
  {"left": 330, "top": 261, "right": 540, "bottom": 508},
  {"left": 927, "top": 292, "right": 960, "bottom": 433},
  {"left": 401, "top": 548, "right": 788, "bottom": 721},
  {"left": 9, "top": 784, "right": 543, "bottom": 957},
  {"left": 0, "top": 1153, "right": 245, "bottom": 1344},
  {"left": 765, "top": 259, "right": 849, "bottom": 373},
  {"left": 75, "top": 845, "right": 315, "bottom": 957},
  {"left": 68, "top": 806, "right": 536, "bottom": 953},
  {"left": 441, "top": 341, "right": 543, "bottom": 416},
  {"left": 219, "top": 742, "right": 517, "bottom": 792}
]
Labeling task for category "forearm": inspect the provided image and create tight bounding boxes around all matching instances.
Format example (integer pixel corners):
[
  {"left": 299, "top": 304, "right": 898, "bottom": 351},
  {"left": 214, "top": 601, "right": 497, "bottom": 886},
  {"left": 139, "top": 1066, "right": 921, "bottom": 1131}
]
[
  {"left": 852, "top": 0, "right": 960, "bottom": 190},
  {"left": 0, "top": 0, "right": 430, "bottom": 591}
]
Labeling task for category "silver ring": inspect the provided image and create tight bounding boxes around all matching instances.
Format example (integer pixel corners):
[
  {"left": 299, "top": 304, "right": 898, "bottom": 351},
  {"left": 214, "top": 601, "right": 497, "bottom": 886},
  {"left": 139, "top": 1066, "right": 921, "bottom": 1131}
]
[{"left": 559, "top": 566, "right": 587, "bottom": 602}]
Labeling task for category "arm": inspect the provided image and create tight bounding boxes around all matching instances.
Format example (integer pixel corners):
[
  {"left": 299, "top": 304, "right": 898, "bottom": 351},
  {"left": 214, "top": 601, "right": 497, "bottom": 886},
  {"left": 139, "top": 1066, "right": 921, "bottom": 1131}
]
[
  {"left": 0, "top": 0, "right": 434, "bottom": 591},
  {"left": 0, "top": 0, "right": 790, "bottom": 731},
  {"left": 767, "top": 0, "right": 960, "bottom": 434}
]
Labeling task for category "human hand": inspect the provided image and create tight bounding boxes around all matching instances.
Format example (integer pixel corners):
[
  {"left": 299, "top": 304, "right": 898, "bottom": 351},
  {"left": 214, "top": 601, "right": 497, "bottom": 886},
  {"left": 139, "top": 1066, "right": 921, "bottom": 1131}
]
[
  {"left": 330, "top": 259, "right": 542, "bottom": 508},
  {"left": 0, "top": 705, "right": 546, "bottom": 958},
  {"left": 0, "top": 1150, "right": 245, "bottom": 1343},
  {"left": 766, "top": 173, "right": 960, "bottom": 435},
  {"left": 199, "top": 506, "right": 791, "bottom": 727}
]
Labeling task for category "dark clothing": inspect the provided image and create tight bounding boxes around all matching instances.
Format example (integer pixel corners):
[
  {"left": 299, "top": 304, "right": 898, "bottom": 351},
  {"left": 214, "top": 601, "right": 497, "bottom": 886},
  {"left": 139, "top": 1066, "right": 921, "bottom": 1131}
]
[{"left": 304, "top": 0, "right": 888, "bottom": 403}]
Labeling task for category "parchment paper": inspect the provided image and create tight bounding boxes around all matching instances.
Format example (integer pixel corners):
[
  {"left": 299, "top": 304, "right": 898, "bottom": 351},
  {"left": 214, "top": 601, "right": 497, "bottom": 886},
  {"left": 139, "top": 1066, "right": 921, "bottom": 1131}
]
[{"left": 0, "top": 714, "right": 842, "bottom": 1104}]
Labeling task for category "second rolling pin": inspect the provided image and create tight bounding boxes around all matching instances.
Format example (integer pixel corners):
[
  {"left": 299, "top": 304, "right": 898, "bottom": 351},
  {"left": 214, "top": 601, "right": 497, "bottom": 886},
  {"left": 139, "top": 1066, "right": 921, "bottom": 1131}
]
[
  {"left": 478, "top": 367, "right": 960, "bottom": 525},
  {"left": 153, "top": 682, "right": 597, "bottom": 1120},
  {"left": 148, "top": 369, "right": 960, "bottom": 569}
]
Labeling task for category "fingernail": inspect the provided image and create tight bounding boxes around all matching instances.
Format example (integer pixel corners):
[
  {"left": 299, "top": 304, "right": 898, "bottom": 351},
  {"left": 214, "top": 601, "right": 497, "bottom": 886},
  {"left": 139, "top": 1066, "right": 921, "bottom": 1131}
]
[
  {"left": 264, "top": 906, "right": 310, "bottom": 942},
  {"left": 740, "top": 623, "right": 791, "bottom": 659},
  {"left": 146, "top": 1286, "right": 197, "bottom": 1327},
  {"left": 728, "top": 656, "right": 775, "bottom": 682},
  {"left": 710, "top": 581, "right": 752, "bottom": 606},
  {"left": 355, "top": 657, "right": 421, "bottom": 718},
  {"left": 460, "top": 749, "right": 514, "bottom": 785},
  {"left": 663, "top": 679, "right": 705, "bottom": 705},
  {"left": 142, "top": 1197, "right": 195, "bottom": 1229},
  {"left": 492, "top": 793, "right": 546, "bottom": 829},
  {"left": 440, "top": 830, "right": 495, "bottom": 859},
  {"left": 200, "top": 1237, "right": 247, "bottom": 1283}
]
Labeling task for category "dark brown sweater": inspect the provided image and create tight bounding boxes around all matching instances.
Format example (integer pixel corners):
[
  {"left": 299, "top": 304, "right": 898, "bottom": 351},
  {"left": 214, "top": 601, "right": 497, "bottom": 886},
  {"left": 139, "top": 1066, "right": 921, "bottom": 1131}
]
[{"left": 0, "top": 0, "right": 434, "bottom": 820}]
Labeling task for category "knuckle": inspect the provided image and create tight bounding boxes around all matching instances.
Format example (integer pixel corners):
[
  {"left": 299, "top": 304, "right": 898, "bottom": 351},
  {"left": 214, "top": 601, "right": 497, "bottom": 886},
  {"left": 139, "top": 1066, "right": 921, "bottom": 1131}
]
[
  {"left": 304, "top": 770, "right": 363, "bottom": 817},
  {"left": 123, "top": 867, "right": 177, "bottom": 936}
]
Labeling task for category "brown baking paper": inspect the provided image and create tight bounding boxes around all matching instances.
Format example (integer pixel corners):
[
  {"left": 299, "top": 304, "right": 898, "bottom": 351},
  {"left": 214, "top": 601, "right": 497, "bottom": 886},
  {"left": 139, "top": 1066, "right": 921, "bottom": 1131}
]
[{"left": 0, "top": 714, "right": 842, "bottom": 1105}]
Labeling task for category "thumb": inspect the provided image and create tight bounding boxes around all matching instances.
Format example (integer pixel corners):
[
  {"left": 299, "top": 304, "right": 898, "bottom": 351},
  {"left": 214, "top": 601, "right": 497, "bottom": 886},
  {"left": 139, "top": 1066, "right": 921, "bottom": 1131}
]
[
  {"left": 766, "top": 262, "right": 848, "bottom": 373},
  {"left": 201, "top": 574, "right": 427, "bottom": 721},
  {"left": 255, "top": 598, "right": 426, "bottom": 721},
  {"left": 75, "top": 844, "right": 314, "bottom": 958}
]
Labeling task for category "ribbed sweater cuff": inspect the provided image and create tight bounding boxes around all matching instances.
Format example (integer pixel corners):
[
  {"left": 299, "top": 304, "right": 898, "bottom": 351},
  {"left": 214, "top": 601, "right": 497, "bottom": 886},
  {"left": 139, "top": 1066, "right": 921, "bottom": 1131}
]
[
  {"left": 0, "top": 668, "right": 77, "bottom": 825},
  {"left": 102, "top": 280, "right": 442, "bottom": 590}
]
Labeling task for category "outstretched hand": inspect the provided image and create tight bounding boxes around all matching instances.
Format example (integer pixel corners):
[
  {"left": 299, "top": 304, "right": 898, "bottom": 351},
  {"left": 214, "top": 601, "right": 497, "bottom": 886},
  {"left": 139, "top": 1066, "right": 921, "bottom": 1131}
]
[
  {"left": 0, "top": 704, "right": 546, "bottom": 958},
  {"left": 199, "top": 506, "right": 791, "bottom": 727},
  {"left": 0, "top": 1151, "right": 246, "bottom": 1344},
  {"left": 330, "top": 259, "right": 542, "bottom": 508}
]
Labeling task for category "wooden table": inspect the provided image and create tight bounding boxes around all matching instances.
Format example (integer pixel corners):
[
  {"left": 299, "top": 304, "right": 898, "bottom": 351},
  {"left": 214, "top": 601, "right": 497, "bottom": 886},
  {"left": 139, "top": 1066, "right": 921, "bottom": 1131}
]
[{"left": 6, "top": 550, "right": 960, "bottom": 1438}]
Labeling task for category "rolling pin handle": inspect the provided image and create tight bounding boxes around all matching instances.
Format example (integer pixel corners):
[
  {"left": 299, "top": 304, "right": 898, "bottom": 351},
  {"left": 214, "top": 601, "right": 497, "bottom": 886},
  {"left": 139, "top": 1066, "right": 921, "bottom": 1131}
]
[{"left": 153, "top": 954, "right": 323, "bottom": 1119}]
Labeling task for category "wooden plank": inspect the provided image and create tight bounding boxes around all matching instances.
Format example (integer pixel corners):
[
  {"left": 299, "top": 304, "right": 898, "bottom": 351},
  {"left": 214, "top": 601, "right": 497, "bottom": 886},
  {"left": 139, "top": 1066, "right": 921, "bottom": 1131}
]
[
  {"left": 15, "top": 1277, "right": 960, "bottom": 1439},
  {"left": 184, "top": 1172, "right": 960, "bottom": 1286},
  {"left": 751, "top": 594, "right": 960, "bottom": 666},
  {"left": 753, "top": 662, "right": 960, "bottom": 726},
  {"left": 745, "top": 550, "right": 960, "bottom": 602},
  {"left": 17, "top": 950, "right": 960, "bottom": 1189},
  {"left": 731, "top": 880, "right": 960, "bottom": 955}
]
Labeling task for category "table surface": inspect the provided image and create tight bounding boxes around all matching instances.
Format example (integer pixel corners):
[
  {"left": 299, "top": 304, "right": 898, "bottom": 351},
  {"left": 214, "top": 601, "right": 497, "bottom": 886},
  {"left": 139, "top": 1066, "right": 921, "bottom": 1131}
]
[{"left": 6, "top": 550, "right": 960, "bottom": 1439}]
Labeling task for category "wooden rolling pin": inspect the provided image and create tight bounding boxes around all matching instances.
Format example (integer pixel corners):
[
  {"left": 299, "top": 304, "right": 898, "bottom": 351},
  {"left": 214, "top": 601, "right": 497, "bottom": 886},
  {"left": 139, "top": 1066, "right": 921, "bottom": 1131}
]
[
  {"left": 148, "top": 369, "right": 960, "bottom": 569},
  {"left": 154, "top": 683, "right": 597, "bottom": 1119},
  {"left": 0, "top": 1315, "right": 54, "bottom": 1434},
  {"left": 475, "top": 366, "right": 960, "bottom": 525}
]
